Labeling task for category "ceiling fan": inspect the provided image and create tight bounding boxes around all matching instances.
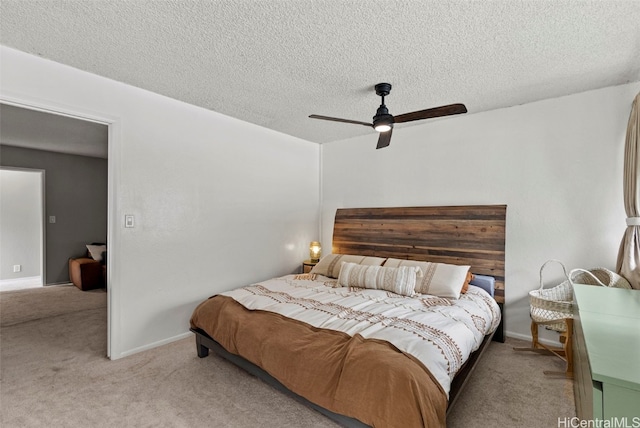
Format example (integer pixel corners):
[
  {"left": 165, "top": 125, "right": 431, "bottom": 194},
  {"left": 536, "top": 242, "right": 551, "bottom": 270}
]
[{"left": 309, "top": 83, "right": 467, "bottom": 149}]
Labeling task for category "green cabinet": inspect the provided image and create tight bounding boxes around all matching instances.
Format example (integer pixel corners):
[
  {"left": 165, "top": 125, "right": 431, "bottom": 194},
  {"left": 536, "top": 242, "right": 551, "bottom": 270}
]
[{"left": 572, "top": 285, "right": 640, "bottom": 420}]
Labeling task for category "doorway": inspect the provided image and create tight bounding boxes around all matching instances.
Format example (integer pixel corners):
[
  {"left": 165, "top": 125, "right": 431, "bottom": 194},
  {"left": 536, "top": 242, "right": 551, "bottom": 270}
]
[
  {"left": 0, "top": 99, "right": 113, "bottom": 357},
  {"left": 0, "top": 168, "right": 45, "bottom": 291}
]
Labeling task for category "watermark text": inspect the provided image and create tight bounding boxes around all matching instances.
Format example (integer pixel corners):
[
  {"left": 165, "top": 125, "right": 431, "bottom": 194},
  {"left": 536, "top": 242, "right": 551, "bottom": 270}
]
[{"left": 558, "top": 417, "right": 640, "bottom": 428}]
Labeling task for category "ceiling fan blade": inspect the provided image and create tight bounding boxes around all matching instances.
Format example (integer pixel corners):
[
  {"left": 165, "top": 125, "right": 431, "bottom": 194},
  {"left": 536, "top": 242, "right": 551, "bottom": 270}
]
[
  {"left": 393, "top": 103, "right": 467, "bottom": 124},
  {"left": 376, "top": 128, "right": 393, "bottom": 149},
  {"left": 309, "top": 114, "right": 372, "bottom": 127}
]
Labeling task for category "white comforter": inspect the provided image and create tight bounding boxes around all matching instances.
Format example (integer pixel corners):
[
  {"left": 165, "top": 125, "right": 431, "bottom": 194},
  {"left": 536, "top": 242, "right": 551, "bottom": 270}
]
[{"left": 222, "top": 274, "right": 501, "bottom": 397}]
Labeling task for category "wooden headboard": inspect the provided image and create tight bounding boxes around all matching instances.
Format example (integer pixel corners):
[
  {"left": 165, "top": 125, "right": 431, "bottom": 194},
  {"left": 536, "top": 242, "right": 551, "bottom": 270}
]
[{"left": 331, "top": 205, "right": 506, "bottom": 304}]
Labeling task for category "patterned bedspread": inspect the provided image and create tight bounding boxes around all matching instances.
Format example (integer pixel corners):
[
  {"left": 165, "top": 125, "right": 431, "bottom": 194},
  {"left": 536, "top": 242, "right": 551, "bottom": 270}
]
[{"left": 220, "top": 273, "right": 501, "bottom": 396}]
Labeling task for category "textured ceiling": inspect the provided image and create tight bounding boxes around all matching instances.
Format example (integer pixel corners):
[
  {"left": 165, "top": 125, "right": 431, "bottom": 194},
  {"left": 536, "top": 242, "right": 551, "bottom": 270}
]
[{"left": 1, "top": 1, "right": 639, "bottom": 145}]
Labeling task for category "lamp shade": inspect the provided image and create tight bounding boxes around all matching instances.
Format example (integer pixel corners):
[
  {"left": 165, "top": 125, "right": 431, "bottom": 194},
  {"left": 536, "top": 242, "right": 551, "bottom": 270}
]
[
  {"left": 374, "top": 123, "right": 392, "bottom": 132},
  {"left": 309, "top": 241, "right": 322, "bottom": 262}
]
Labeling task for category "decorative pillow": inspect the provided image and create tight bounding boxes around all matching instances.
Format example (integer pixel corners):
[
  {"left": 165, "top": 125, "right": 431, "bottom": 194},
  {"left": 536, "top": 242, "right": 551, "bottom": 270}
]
[
  {"left": 337, "top": 262, "right": 422, "bottom": 297},
  {"left": 310, "top": 254, "right": 386, "bottom": 279},
  {"left": 86, "top": 244, "right": 107, "bottom": 262},
  {"left": 382, "top": 258, "right": 470, "bottom": 299}
]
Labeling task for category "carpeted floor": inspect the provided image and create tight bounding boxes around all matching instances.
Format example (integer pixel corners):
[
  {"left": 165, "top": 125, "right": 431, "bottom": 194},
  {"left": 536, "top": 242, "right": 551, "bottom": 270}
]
[{"left": 0, "top": 285, "right": 575, "bottom": 427}]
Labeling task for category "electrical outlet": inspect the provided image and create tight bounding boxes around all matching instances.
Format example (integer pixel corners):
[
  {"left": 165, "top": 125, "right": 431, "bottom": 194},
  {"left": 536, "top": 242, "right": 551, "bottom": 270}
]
[
  {"left": 49, "top": 216, "right": 56, "bottom": 223},
  {"left": 13, "top": 265, "right": 21, "bottom": 272}
]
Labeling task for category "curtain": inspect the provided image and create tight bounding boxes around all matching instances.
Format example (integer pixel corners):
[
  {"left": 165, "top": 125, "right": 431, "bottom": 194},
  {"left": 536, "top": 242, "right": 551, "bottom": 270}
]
[{"left": 617, "top": 92, "right": 640, "bottom": 290}]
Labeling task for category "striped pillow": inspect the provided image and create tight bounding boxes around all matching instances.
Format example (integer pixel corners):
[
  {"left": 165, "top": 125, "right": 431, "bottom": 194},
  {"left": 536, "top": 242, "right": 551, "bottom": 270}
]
[
  {"left": 310, "top": 254, "right": 387, "bottom": 278},
  {"left": 337, "top": 262, "right": 421, "bottom": 297},
  {"left": 383, "top": 258, "right": 470, "bottom": 299}
]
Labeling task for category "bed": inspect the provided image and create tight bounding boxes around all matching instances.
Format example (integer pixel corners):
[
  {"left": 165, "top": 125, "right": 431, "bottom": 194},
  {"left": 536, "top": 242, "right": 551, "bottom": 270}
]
[{"left": 190, "top": 205, "right": 506, "bottom": 427}]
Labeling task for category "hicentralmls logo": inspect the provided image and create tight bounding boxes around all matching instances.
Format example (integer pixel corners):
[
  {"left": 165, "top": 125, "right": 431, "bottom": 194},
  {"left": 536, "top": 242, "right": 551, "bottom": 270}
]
[{"left": 558, "top": 417, "right": 640, "bottom": 428}]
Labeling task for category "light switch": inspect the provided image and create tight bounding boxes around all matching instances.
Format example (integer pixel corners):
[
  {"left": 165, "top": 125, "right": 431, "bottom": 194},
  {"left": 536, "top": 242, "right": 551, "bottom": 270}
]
[
  {"left": 124, "top": 215, "right": 135, "bottom": 228},
  {"left": 49, "top": 216, "right": 56, "bottom": 223}
]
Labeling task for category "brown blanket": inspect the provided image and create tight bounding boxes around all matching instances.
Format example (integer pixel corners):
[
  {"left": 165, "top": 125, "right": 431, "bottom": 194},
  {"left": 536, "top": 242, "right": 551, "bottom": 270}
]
[{"left": 191, "top": 295, "right": 447, "bottom": 427}]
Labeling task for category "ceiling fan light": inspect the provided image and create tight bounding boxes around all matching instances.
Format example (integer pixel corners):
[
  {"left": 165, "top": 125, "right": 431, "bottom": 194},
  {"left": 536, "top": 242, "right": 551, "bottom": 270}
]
[
  {"left": 374, "top": 123, "right": 392, "bottom": 132},
  {"left": 373, "top": 106, "right": 394, "bottom": 132}
]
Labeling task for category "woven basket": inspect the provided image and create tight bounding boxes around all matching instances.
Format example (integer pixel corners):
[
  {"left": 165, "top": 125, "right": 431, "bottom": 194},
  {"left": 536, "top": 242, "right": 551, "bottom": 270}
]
[
  {"left": 529, "top": 261, "right": 631, "bottom": 332},
  {"left": 568, "top": 267, "right": 632, "bottom": 289},
  {"left": 529, "top": 260, "right": 573, "bottom": 332}
]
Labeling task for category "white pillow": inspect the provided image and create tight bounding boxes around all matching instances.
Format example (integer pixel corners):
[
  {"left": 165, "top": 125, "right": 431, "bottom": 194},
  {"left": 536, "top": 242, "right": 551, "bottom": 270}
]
[
  {"left": 337, "top": 262, "right": 421, "bottom": 297},
  {"left": 383, "top": 258, "right": 470, "bottom": 299},
  {"left": 310, "top": 254, "right": 386, "bottom": 278},
  {"left": 86, "top": 244, "right": 106, "bottom": 262}
]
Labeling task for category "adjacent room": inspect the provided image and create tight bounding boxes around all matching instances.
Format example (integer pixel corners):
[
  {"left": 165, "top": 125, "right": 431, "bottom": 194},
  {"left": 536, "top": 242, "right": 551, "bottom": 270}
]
[
  {"left": 1, "top": 1, "right": 639, "bottom": 427},
  {"left": 0, "top": 104, "right": 109, "bottom": 291}
]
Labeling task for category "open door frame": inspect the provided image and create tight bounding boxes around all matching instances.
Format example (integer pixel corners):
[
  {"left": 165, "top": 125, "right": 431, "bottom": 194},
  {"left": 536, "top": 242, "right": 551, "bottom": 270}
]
[{"left": 0, "top": 92, "right": 120, "bottom": 359}]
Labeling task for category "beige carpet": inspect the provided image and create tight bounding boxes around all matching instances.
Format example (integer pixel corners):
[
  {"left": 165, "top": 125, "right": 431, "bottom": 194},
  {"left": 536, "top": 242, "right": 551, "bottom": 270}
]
[
  {"left": 0, "top": 285, "right": 575, "bottom": 427},
  {"left": 0, "top": 284, "right": 106, "bottom": 326}
]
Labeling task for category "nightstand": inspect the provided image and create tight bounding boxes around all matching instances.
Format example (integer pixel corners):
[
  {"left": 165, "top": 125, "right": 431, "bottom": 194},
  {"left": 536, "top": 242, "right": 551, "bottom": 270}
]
[{"left": 302, "top": 260, "right": 317, "bottom": 273}]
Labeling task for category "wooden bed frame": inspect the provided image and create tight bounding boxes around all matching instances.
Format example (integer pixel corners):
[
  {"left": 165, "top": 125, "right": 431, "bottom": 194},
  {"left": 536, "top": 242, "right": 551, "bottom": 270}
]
[{"left": 192, "top": 204, "right": 506, "bottom": 426}]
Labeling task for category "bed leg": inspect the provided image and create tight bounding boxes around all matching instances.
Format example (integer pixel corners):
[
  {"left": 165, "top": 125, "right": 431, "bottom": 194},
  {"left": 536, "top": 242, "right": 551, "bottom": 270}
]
[{"left": 196, "top": 334, "right": 209, "bottom": 358}]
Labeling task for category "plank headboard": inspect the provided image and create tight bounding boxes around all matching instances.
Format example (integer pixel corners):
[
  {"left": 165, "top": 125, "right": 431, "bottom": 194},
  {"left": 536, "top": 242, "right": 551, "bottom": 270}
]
[{"left": 331, "top": 205, "right": 506, "bottom": 304}]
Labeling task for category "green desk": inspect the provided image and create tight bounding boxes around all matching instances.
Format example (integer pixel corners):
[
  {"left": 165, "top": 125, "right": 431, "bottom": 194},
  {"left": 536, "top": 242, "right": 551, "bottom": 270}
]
[{"left": 572, "top": 284, "right": 640, "bottom": 420}]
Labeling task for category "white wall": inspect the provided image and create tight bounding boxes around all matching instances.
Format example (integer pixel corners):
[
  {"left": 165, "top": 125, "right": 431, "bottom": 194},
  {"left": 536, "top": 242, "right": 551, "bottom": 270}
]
[
  {"left": 322, "top": 82, "right": 640, "bottom": 343},
  {"left": 0, "top": 46, "right": 320, "bottom": 358},
  {"left": 0, "top": 168, "right": 42, "bottom": 280}
]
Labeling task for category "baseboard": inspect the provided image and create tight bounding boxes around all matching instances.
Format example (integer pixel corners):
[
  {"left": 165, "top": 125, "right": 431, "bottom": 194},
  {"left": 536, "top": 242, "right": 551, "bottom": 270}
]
[
  {"left": 506, "top": 330, "right": 561, "bottom": 347},
  {"left": 0, "top": 276, "right": 42, "bottom": 291},
  {"left": 0, "top": 276, "right": 41, "bottom": 285},
  {"left": 114, "top": 331, "right": 192, "bottom": 360}
]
